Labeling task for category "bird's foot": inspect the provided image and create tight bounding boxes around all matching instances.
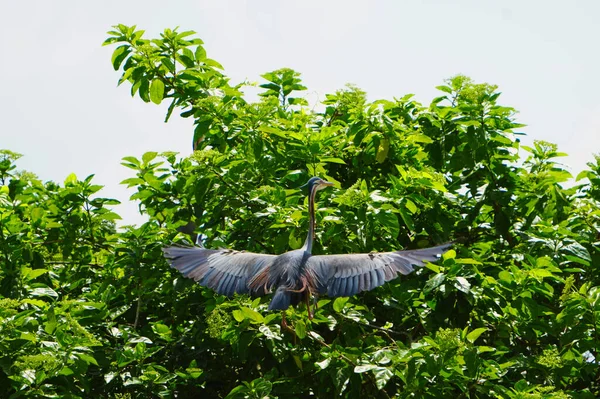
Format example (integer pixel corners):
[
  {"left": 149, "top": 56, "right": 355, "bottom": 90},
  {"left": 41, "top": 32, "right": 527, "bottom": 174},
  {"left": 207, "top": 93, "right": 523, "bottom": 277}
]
[
  {"left": 281, "top": 311, "right": 294, "bottom": 333},
  {"left": 305, "top": 293, "right": 315, "bottom": 320}
]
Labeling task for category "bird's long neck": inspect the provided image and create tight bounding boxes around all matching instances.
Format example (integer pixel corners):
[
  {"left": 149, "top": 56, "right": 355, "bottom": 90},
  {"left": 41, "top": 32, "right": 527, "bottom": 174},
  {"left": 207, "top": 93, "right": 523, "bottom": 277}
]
[{"left": 302, "top": 186, "right": 318, "bottom": 254}]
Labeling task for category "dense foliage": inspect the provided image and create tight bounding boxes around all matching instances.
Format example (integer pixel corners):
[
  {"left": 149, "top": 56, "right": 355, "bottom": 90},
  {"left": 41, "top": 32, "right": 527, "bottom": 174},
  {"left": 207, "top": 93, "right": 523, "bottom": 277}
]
[{"left": 1, "top": 24, "right": 599, "bottom": 398}]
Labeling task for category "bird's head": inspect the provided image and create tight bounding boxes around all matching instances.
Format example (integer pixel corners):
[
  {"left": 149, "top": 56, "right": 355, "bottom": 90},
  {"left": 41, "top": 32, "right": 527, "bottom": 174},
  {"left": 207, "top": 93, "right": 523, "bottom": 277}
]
[{"left": 300, "top": 176, "right": 334, "bottom": 193}]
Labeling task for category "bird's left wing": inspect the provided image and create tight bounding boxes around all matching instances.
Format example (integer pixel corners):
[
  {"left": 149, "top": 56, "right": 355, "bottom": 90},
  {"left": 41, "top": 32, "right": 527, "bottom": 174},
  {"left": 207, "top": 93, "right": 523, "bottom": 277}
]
[
  {"left": 306, "top": 243, "right": 452, "bottom": 298},
  {"left": 163, "top": 246, "right": 276, "bottom": 297}
]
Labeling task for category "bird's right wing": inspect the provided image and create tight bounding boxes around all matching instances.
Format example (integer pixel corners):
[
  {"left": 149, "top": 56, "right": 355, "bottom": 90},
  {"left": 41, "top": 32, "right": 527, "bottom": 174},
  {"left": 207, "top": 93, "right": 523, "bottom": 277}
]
[
  {"left": 306, "top": 243, "right": 452, "bottom": 297},
  {"left": 163, "top": 246, "right": 276, "bottom": 297}
]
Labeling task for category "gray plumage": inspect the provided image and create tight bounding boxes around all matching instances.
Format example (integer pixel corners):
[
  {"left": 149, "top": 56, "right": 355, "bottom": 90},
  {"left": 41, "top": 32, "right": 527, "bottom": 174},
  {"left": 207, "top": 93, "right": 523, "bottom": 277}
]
[
  {"left": 163, "top": 247, "right": 275, "bottom": 297},
  {"left": 307, "top": 244, "right": 452, "bottom": 297},
  {"left": 163, "top": 177, "right": 451, "bottom": 314}
]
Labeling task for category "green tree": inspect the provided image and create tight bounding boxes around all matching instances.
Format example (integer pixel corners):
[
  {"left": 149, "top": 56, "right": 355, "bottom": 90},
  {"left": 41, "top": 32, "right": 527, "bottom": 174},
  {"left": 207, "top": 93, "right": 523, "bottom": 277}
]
[{"left": 0, "top": 24, "right": 598, "bottom": 398}]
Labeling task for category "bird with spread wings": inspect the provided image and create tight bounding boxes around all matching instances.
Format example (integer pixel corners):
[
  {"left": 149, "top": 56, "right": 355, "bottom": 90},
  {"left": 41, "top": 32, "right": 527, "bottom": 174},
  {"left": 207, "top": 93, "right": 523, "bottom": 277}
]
[{"left": 163, "top": 177, "right": 451, "bottom": 325}]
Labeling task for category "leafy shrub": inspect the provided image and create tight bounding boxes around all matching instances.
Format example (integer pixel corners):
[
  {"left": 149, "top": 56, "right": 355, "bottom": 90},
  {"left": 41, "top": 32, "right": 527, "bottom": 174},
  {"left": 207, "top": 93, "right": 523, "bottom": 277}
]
[{"left": 0, "top": 25, "right": 598, "bottom": 398}]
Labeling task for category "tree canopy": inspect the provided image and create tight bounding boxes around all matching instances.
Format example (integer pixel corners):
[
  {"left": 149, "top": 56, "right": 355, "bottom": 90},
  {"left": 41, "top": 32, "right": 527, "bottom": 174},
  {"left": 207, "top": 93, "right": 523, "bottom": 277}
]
[{"left": 0, "top": 24, "right": 599, "bottom": 398}]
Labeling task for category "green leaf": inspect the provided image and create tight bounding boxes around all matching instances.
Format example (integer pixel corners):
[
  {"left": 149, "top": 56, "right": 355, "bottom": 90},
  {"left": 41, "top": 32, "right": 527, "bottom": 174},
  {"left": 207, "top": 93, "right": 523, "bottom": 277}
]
[
  {"left": 562, "top": 242, "right": 591, "bottom": 262},
  {"left": 186, "top": 367, "right": 203, "bottom": 379},
  {"left": 369, "top": 190, "right": 389, "bottom": 203},
  {"left": 376, "top": 138, "right": 390, "bottom": 163},
  {"left": 436, "top": 85, "right": 453, "bottom": 94},
  {"left": 354, "top": 364, "right": 377, "bottom": 373},
  {"left": 21, "top": 369, "right": 35, "bottom": 385},
  {"left": 176, "top": 30, "right": 197, "bottom": 40},
  {"left": 22, "top": 299, "right": 48, "bottom": 308},
  {"left": 225, "top": 385, "right": 249, "bottom": 399},
  {"left": 576, "top": 170, "right": 593, "bottom": 181},
  {"left": 443, "top": 250, "right": 456, "bottom": 260},
  {"left": 259, "top": 325, "right": 281, "bottom": 340},
  {"left": 477, "top": 346, "right": 496, "bottom": 354},
  {"left": 319, "top": 157, "right": 346, "bottom": 164},
  {"left": 398, "top": 206, "right": 415, "bottom": 231},
  {"left": 466, "top": 328, "right": 487, "bottom": 343},
  {"left": 161, "top": 58, "right": 175, "bottom": 73},
  {"left": 142, "top": 151, "right": 158, "bottom": 164},
  {"left": 316, "top": 358, "right": 331, "bottom": 370},
  {"left": 564, "top": 255, "right": 590, "bottom": 266},
  {"left": 455, "top": 258, "right": 482, "bottom": 265},
  {"left": 120, "top": 177, "right": 144, "bottom": 187},
  {"left": 404, "top": 199, "right": 417, "bottom": 214},
  {"left": 104, "top": 372, "right": 116, "bottom": 384},
  {"left": 23, "top": 268, "right": 48, "bottom": 281},
  {"left": 258, "top": 125, "right": 288, "bottom": 139},
  {"left": 99, "top": 211, "right": 122, "bottom": 221},
  {"left": 204, "top": 58, "right": 224, "bottom": 69},
  {"left": 232, "top": 310, "right": 244, "bottom": 322},
  {"left": 150, "top": 79, "right": 165, "bottom": 105},
  {"left": 514, "top": 380, "right": 529, "bottom": 392},
  {"left": 195, "top": 45, "right": 207, "bottom": 60},
  {"left": 498, "top": 270, "right": 513, "bottom": 282},
  {"left": 19, "top": 332, "right": 37, "bottom": 342},
  {"left": 45, "top": 308, "right": 57, "bottom": 334},
  {"left": 424, "top": 273, "right": 445, "bottom": 292},
  {"left": 454, "top": 277, "right": 471, "bottom": 294},
  {"left": 78, "top": 353, "right": 99, "bottom": 366},
  {"left": 409, "top": 133, "right": 434, "bottom": 144},
  {"left": 193, "top": 120, "right": 211, "bottom": 150},
  {"left": 138, "top": 79, "right": 150, "bottom": 102},
  {"left": 333, "top": 297, "right": 349, "bottom": 312},
  {"left": 374, "top": 367, "right": 393, "bottom": 389},
  {"left": 295, "top": 320, "right": 306, "bottom": 339},
  {"left": 111, "top": 45, "right": 130, "bottom": 70},
  {"left": 64, "top": 173, "right": 78, "bottom": 185},
  {"left": 529, "top": 269, "right": 554, "bottom": 280},
  {"left": 121, "top": 156, "right": 140, "bottom": 166},
  {"left": 240, "top": 307, "right": 264, "bottom": 323},
  {"left": 360, "top": 179, "right": 369, "bottom": 195},
  {"left": 30, "top": 287, "right": 58, "bottom": 299},
  {"left": 376, "top": 210, "right": 400, "bottom": 238}
]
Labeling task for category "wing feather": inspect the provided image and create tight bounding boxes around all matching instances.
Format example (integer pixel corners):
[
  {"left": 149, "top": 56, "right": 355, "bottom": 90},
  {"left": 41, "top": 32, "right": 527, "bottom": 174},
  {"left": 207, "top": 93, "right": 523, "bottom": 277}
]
[
  {"left": 358, "top": 273, "right": 366, "bottom": 292},
  {"left": 339, "top": 277, "right": 348, "bottom": 297},
  {"left": 348, "top": 275, "right": 358, "bottom": 297},
  {"left": 308, "top": 243, "right": 452, "bottom": 298},
  {"left": 163, "top": 246, "right": 276, "bottom": 297}
]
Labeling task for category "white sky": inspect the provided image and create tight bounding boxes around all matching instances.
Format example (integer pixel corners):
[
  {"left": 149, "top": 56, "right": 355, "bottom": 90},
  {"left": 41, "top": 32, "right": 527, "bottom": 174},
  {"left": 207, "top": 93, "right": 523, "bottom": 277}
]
[{"left": 1, "top": 0, "right": 599, "bottom": 225}]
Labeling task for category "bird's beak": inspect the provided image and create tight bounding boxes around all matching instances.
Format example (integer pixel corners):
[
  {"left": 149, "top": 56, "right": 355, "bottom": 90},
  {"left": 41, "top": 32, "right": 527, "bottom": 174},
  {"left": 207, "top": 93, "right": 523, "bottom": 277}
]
[
  {"left": 299, "top": 179, "right": 334, "bottom": 190},
  {"left": 317, "top": 180, "right": 334, "bottom": 190}
]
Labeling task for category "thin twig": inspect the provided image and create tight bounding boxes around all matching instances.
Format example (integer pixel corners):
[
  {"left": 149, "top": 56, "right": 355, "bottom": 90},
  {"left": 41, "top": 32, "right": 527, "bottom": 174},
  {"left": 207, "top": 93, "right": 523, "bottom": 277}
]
[
  {"left": 133, "top": 282, "right": 143, "bottom": 329},
  {"left": 44, "top": 261, "right": 101, "bottom": 266},
  {"left": 340, "top": 314, "right": 408, "bottom": 344}
]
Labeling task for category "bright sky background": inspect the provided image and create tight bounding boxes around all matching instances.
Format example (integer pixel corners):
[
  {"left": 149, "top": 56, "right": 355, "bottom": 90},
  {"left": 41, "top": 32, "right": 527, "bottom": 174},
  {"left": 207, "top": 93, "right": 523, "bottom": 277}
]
[{"left": 1, "top": 1, "right": 599, "bottom": 226}]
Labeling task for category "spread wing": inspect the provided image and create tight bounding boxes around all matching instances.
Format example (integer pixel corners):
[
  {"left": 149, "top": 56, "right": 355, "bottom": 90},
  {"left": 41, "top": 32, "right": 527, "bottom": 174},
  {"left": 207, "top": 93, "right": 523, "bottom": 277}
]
[
  {"left": 163, "top": 246, "right": 276, "bottom": 297},
  {"left": 306, "top": 243, "right": 452, "bottom": 297}
]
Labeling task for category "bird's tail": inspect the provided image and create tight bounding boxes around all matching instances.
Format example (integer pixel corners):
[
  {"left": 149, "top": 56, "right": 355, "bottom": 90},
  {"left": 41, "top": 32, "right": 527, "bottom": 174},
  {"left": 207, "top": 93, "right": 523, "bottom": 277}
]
[
  {"left": 269, "top": 287, "right": 291, "bottom": 311},
  {"left": 268, "top": 287, "right": 302, "bottom": 311}
]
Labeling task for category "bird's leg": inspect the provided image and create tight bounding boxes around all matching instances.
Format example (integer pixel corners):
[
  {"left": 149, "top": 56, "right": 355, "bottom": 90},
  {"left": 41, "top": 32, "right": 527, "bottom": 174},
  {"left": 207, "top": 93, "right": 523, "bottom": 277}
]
[
  {"left": 305, "top": 292, "right": 314, "bottom": 320},
  {"left": 281, "top": 311, "right": 295, "bottom": 334},
  {"left": 281, "top": 311, "right": 297, "bottom": 344},
  {"left": 313, "top": 294, "right": 319, "bottom": 316},
  {"left": 281, "top": 311, "right": 288, "bottom": 329}
]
